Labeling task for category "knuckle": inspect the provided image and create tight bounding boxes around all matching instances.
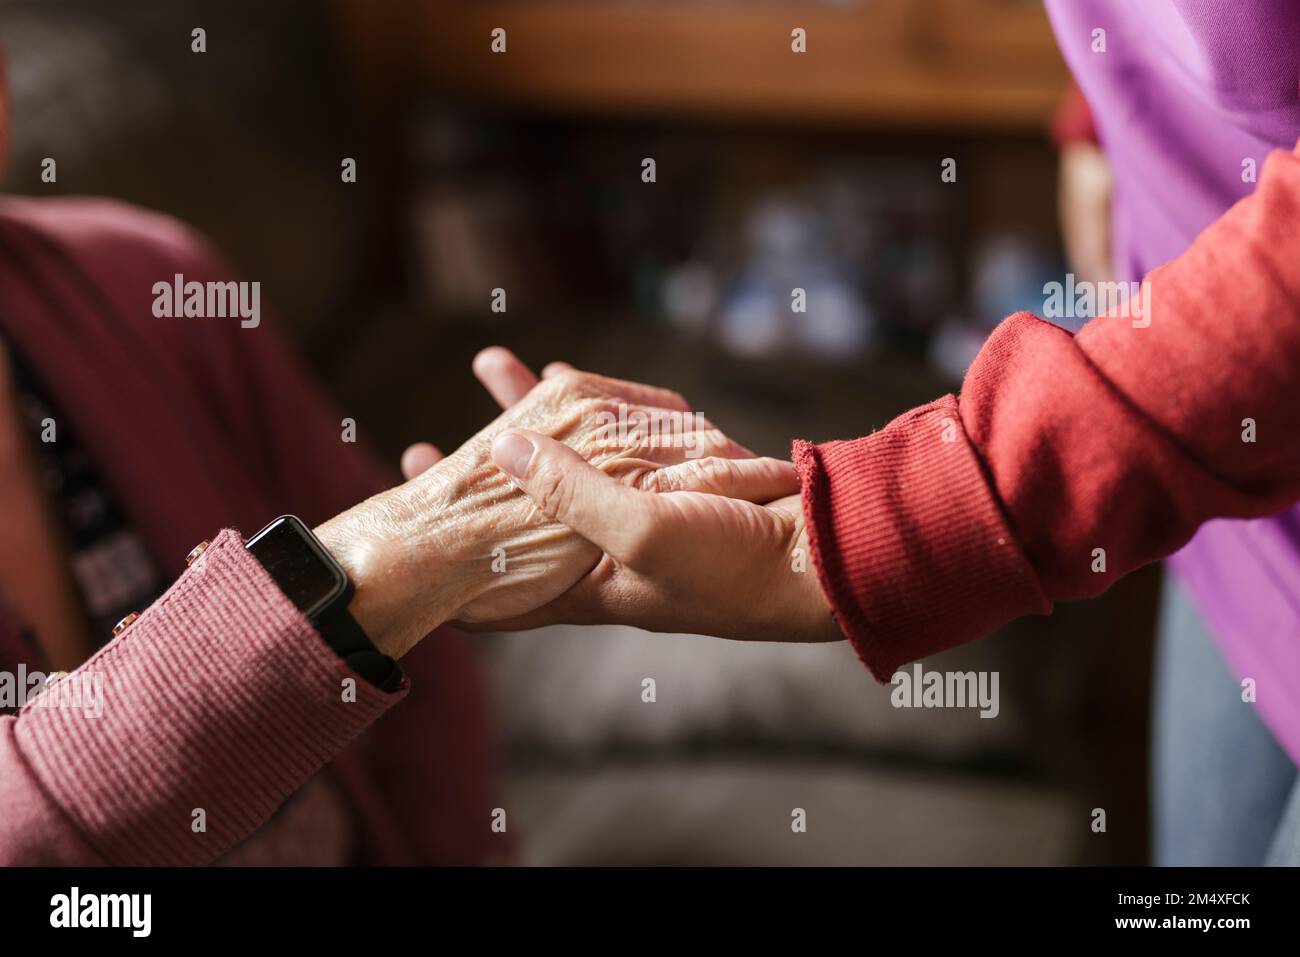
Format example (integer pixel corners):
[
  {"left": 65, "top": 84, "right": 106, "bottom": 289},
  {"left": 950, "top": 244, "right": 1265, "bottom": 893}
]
[
  {"left": 548, "top": 368, "right": 588, "bottom": 395},
  {"left": 532, "top": 461, "right": 574, "bottom": 520},
  {"left": 689, "top": 456, "right": 735, "bottom": 489},
  {"left": 586, "top": 396, "right": 619, "bottom": 424},
  {"left": 632, "top": 467, "right": 663, "bottom": 493}
]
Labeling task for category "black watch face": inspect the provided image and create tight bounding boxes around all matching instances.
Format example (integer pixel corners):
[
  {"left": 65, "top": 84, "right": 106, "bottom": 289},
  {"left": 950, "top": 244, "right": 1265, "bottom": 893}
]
[{"left": 245, "top": 516, "right": 348, "bottom": 619}]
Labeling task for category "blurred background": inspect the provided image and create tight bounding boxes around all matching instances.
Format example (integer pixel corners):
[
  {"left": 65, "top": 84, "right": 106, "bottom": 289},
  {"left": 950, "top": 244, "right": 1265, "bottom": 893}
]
[{"left": 0, "top": 0, "right": 1161, "bottom": 864}]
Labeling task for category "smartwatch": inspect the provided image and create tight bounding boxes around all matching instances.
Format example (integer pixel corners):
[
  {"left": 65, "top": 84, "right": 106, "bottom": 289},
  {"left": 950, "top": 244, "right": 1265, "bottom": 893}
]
[{"left": 245, "top": 515, "right": 402, "bottom": 692}]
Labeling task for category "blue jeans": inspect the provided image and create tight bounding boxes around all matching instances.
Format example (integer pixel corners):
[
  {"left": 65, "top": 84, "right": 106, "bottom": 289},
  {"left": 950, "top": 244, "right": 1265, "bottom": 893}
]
[{"left": 1152, "top": 576, "right": 1300, "bottom": 865}]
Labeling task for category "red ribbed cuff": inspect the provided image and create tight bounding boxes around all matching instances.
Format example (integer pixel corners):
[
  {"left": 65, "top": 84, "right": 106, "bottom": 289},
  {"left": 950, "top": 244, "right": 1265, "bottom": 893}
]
[
  {"left": 14, "top": 529, "right": 405, "bottom": 865},
  {"left": 1051, "top": 83, "right": 1098, "bottom": 147},
  {"left": 794, "top": 397, "right": 1050, "bottom": 682}
]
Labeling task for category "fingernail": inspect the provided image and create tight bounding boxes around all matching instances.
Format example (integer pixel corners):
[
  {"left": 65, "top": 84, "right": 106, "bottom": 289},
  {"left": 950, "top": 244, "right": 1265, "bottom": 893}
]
[{"left": 492, "top": 431, "right": 537, "bottom": 479}]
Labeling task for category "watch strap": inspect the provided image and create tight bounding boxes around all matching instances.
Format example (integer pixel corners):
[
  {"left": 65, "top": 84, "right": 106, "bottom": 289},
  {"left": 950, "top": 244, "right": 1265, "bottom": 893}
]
[
  {"left": 245, "top": 515, "right": 403, "bottom": 694},
  {"left": 314, "top": 600, "right": 403, "bottom": 693}
]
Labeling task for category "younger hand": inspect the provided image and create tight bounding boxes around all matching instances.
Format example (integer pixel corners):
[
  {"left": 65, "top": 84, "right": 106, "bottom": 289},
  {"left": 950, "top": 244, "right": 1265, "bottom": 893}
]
[{"left": 476, "top": 428, "right": 843, "bottom": 644}]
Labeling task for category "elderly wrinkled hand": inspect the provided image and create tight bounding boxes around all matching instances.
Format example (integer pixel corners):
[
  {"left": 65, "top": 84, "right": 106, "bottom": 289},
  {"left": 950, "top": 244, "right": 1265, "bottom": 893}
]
[{"left": 316, "top": 348, "right": 796, "bottom": 658}]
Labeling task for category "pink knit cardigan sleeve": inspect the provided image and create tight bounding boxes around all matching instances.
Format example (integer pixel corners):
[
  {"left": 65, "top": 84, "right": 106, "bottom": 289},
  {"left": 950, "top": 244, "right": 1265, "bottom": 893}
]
[{"left": 0, "top": 531, "right": 404, "bottom": 865}]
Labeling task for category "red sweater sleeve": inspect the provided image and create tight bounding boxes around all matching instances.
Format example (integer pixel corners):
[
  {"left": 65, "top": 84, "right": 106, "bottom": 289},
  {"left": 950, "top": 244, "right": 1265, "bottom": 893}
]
[
  {"left": 796, "top": 143, "right": 1300, "bottom": 681},
  {"left": 1051, "top": 82, "right": 1098, "bottom": 147}
]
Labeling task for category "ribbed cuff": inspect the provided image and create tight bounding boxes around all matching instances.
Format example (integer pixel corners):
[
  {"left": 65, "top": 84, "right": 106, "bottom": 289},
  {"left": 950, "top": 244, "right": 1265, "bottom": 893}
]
[
  {"left": 14, "top": 529, "right": 405, "bottom": 865},
  {"left": 794, "top": 397, "right": 1050, "bottom": 682}
]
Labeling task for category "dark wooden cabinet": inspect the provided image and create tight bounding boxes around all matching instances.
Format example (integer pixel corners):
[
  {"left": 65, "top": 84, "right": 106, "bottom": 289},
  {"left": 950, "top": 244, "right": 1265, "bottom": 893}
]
[{"left": 337, "top": 0, "right": 1070, "bottom": 130}]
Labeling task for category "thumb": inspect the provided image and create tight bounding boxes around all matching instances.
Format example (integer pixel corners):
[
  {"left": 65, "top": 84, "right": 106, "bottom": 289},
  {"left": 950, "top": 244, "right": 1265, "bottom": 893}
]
[{"left": 491, "top": 429, "right": 661, "bottom": 562}]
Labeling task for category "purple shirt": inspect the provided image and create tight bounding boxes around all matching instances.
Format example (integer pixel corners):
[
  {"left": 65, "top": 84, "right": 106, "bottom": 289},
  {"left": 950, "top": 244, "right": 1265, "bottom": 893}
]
[{"left": 1045, "top": 1, "right": 1300, "bottom": 762}]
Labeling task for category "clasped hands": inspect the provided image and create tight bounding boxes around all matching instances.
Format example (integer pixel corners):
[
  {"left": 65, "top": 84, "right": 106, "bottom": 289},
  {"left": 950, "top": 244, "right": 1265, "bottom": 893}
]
[{"left": 316, "top": 348, "right": 840, "bottom": 661}]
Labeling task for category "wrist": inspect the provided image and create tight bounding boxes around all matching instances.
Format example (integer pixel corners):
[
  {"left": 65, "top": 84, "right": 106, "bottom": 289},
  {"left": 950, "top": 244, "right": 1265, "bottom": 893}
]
[
  {"left": 314, "top": 471, "right": 478, "bottom": 659},
  {"left": 786, "top": 526, "right": 844, "bottom": 643}
]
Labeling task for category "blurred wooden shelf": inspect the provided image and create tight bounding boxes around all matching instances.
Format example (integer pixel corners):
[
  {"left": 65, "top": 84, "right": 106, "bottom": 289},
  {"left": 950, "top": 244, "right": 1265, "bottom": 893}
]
[{"left": 338, "top": 0, "right": 1071, "bottom": 131}]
